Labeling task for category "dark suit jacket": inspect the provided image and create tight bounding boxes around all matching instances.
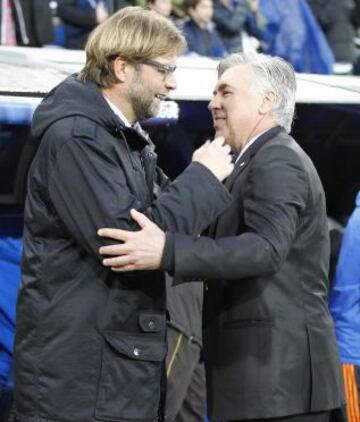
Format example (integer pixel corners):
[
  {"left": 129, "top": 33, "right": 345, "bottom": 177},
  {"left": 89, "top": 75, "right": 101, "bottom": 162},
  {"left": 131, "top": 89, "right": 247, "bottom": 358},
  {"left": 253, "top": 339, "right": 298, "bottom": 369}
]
[{"left": 165, "top": 127, "right": 344, "bottom": 420}]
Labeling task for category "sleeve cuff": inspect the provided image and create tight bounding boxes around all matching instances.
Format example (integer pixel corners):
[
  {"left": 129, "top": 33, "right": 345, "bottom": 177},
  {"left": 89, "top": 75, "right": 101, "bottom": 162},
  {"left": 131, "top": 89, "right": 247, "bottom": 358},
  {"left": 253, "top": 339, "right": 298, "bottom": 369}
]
[
  {"left": 187, "top": 161, "right": 233, "bottom": 202},
  {"left": 160, "top": 232, "right": 175, "bottom": 273}
]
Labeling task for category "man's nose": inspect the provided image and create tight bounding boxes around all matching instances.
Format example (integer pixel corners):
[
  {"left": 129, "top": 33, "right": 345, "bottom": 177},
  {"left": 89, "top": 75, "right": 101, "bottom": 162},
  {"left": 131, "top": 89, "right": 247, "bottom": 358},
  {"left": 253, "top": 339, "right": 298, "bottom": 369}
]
[
  {"left": 165, "top": 72, "right": 177, "bottom": 90},
  {"left": 208, "top": 96, "right": 219, "bottom": 110}
]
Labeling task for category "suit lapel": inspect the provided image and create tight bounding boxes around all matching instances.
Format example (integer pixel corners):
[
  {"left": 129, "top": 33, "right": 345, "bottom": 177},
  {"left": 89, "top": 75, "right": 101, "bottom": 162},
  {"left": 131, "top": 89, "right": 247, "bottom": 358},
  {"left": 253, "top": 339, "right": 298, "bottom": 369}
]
[
  {"left": 225, "top": 126, "right": 284, "bottom": 191},
  {"left": 208, "top": 126, "right": 284, "bottom": 237}
]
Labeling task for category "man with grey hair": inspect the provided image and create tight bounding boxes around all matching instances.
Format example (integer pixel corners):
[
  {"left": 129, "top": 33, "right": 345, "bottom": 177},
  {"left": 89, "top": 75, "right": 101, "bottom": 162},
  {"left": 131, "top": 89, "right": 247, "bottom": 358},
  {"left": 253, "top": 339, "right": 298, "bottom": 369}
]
[{"left": 98, "top": 52, "right": 344, "bottom": 421}]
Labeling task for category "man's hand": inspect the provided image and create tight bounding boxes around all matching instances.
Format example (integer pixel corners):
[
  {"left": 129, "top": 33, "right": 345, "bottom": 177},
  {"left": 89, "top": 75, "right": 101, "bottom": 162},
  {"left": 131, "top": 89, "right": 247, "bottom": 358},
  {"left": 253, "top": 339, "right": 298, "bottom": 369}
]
[
  {"left": 97, "top": 209, "right": 165, "bottom": 272},
  {"left": 192, "top": 137, "right": 234, "bottom": 182}
]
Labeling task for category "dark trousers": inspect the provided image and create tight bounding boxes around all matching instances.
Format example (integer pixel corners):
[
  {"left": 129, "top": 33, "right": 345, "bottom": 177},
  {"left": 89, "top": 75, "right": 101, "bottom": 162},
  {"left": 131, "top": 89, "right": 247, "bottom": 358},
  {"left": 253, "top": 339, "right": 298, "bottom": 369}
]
[
  {"left": 165, "top": 325, "right": 206, "bottom": 422},
  {"left": 0, "top": 385, "right": 15, "bottom": 422}
]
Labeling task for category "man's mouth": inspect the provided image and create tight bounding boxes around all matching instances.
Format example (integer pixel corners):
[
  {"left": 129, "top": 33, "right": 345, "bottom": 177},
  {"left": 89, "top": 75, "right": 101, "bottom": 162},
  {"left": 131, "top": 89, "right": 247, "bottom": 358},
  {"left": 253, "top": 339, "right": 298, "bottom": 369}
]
[
  {"left": 213, "top": 116, "right": 226, "bottom": 125},
  {"left": 155, "top": 93, "right": 168, "bottom": 100}
]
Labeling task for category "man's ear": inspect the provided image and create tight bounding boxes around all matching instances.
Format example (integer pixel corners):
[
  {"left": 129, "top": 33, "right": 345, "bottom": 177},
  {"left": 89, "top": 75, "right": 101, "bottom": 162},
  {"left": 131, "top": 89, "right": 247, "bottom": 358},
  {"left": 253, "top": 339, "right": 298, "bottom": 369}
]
[
  {"left": 113, "top": 57, "right": 129, "bottom": 82},
  {"left": 259, "top": 91, "right": 276, "bottom": 115}
]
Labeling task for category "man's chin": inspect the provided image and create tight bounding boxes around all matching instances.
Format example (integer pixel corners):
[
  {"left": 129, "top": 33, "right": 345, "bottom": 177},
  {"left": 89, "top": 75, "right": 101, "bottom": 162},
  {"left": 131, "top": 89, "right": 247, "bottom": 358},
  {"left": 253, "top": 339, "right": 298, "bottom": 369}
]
[
  {"left": 214, "top": 129, "right": 225, "bottom": 139},
  {"left": 214, "top": 131, "right": 231, "bottom": 147},
  {"left": 136, "top": 107, "right": 156, "bottom": 122},
  {"left": 151, "top": 102, "right": 161, "bottom": 118}
]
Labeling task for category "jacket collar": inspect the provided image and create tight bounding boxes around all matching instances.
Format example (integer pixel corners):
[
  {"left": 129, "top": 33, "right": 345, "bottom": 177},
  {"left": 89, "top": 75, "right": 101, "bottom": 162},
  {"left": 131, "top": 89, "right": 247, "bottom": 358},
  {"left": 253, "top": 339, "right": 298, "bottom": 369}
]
[{"left": 225, "top": 126, "right": 284, "bottom": 189}]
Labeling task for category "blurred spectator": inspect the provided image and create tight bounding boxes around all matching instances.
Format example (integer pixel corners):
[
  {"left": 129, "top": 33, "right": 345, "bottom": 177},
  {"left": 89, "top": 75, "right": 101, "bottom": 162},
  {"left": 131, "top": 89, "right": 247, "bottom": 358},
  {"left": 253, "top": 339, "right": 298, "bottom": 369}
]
[
  {"left": 353, "top": 0, "right": 360, "bottom": 29},
  {"left": 148, "top": 0, "right": 172, "bottom": 17},
  {"left": 257, "top": 0, "right": 334, "bottom": 74},
  {"left": 112, "top": 0, "right": 130, "bottom": 9},
  {"left": 182, "top": 0, "right": 226, "bottom": 57},
  {"left": 213, "top": 0, "right": 264, "bottom": 54},
  {"left": 354, "top": 0, "right": 360, "bottom": 71},
  {"left": 0, "top": 0, "right": 54, "bottom": 46},
  {"left": 57, "top": 0, "right": 109, "bottom": 49},
  {"left": 307, "top": 0, "right": 358, "bottom": 74},
  {"left": 147, "top": 0, "right": 186, "bottom": 27},
  {"left": 329, "top": 192, "right": 360, "bottom": 422},
  {"left": 0, "top": 238, "right": 22, "bottom": 422},
  {"left": 212, "top": 0, "right": 248, "bottom": 53}
]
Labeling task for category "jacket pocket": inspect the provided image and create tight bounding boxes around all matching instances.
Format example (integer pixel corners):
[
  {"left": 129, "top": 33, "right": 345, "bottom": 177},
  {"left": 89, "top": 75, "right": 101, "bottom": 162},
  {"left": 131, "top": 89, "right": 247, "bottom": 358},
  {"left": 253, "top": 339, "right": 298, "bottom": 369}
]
[{"left": 95, "top": 331, "right": 167, "bottom": 421}]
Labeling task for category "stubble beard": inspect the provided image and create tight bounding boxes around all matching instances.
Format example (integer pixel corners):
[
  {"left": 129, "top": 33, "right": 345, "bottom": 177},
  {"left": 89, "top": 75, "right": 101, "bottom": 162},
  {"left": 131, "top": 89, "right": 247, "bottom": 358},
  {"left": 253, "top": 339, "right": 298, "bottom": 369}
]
[
  {"left": 129, "top": 69, "right": 158, "bottom": 121},
  {"left": 131, "top": 92, "right": 157, "bottom": 121}
]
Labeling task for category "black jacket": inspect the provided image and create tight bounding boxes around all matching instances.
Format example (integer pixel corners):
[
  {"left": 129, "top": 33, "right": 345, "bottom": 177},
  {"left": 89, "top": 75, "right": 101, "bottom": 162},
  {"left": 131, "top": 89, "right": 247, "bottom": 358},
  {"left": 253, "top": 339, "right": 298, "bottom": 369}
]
[
  {"left": 182, "top": 18, "right": 226, "bottom": 58},
  {"left": 164, "top": 128, "right": 344, "bottom": 420},
  {"left": 307, "top": 0, "right": 357, "bottom": 63},
  {"left": 57, "top": 0, "right": 106, "bottom": 49},
  {"left": 14, "top": 75, "right": 232, "bottom": 422},
  {"left": 0, "top": 0, "right": 54, "bottom": 46},
  {"left": 213, "top": 0, "right": 249, "bottom": 53}
]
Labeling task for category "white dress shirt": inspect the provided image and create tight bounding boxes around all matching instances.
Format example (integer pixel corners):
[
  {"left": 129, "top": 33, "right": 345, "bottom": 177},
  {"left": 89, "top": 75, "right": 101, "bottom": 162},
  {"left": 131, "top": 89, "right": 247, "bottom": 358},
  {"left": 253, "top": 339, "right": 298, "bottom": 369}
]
[
  {"left": 235, "top": 130, "right": 268, "bottom": 163},
  {"left": 104, "top": 96, "right": 132, "bottom": 128}
]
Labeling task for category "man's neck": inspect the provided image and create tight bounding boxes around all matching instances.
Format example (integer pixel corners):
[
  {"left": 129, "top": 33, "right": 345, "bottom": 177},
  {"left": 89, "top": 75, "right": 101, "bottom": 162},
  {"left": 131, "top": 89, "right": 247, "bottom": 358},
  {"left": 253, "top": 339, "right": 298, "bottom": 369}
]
[
  {"left": 102, "top": 87, "right": 135, "bottom": 125},
  {"left": 242, "top": 120, "right": 275, "bottom": 149},
  {"left": 237, "top": 122, "right": 276, "bottom": 157}
]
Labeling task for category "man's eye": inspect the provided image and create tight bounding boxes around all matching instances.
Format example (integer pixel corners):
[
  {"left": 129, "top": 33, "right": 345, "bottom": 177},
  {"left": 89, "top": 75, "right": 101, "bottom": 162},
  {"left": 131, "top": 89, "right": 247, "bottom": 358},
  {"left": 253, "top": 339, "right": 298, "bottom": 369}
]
[{"left": 223, "top": 91, "right": 232, "bottom": 96}]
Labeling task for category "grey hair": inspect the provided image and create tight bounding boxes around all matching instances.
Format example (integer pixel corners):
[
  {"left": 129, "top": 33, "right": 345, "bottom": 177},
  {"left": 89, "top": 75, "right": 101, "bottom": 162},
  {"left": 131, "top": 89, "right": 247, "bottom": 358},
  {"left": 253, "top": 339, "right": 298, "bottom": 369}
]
[{"left": 218, "top": 52, "right": 296, "bottom": 133}]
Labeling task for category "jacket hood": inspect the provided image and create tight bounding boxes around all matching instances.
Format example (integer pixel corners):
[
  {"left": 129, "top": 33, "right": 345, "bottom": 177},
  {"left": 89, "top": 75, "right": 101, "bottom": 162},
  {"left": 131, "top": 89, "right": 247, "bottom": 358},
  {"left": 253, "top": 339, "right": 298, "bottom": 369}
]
[{"left": 31, "top": 74, "right": 124, "bottom": 140}]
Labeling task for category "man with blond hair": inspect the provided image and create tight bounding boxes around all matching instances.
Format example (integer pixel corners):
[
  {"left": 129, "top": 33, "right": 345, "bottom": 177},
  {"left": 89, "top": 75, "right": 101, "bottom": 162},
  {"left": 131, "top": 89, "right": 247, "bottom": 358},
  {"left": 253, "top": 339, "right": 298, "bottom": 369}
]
[{"left": 13, "top": 7, "right": 234, "bottom": 422}]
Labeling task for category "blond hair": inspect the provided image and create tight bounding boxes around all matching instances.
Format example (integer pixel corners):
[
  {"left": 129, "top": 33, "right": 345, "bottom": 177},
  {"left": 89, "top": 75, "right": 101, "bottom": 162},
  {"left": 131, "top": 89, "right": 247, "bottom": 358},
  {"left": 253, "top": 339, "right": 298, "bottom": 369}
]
[{"left": 79, "top": 6, "right": 186, "bottom": 87}]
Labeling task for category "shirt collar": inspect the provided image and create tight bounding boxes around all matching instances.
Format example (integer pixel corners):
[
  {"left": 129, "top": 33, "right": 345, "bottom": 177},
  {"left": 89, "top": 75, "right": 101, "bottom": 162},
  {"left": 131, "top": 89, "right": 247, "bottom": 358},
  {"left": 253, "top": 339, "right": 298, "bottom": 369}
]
[
  {"left": 104, "top": 96, "right": 132, "bottom": 128},
  {"left": 235, "top": 130, "right": 268, "bottom": 163}
]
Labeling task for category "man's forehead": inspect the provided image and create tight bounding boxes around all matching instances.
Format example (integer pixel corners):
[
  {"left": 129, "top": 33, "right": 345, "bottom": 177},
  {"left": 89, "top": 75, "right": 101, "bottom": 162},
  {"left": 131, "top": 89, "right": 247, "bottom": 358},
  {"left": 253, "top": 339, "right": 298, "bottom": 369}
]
[
  {"left": 152, "top": 53, "right": 178, "bottom": 64},
  {"left": 215, "top": 64, "right": 250, "bottom": 90}
]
